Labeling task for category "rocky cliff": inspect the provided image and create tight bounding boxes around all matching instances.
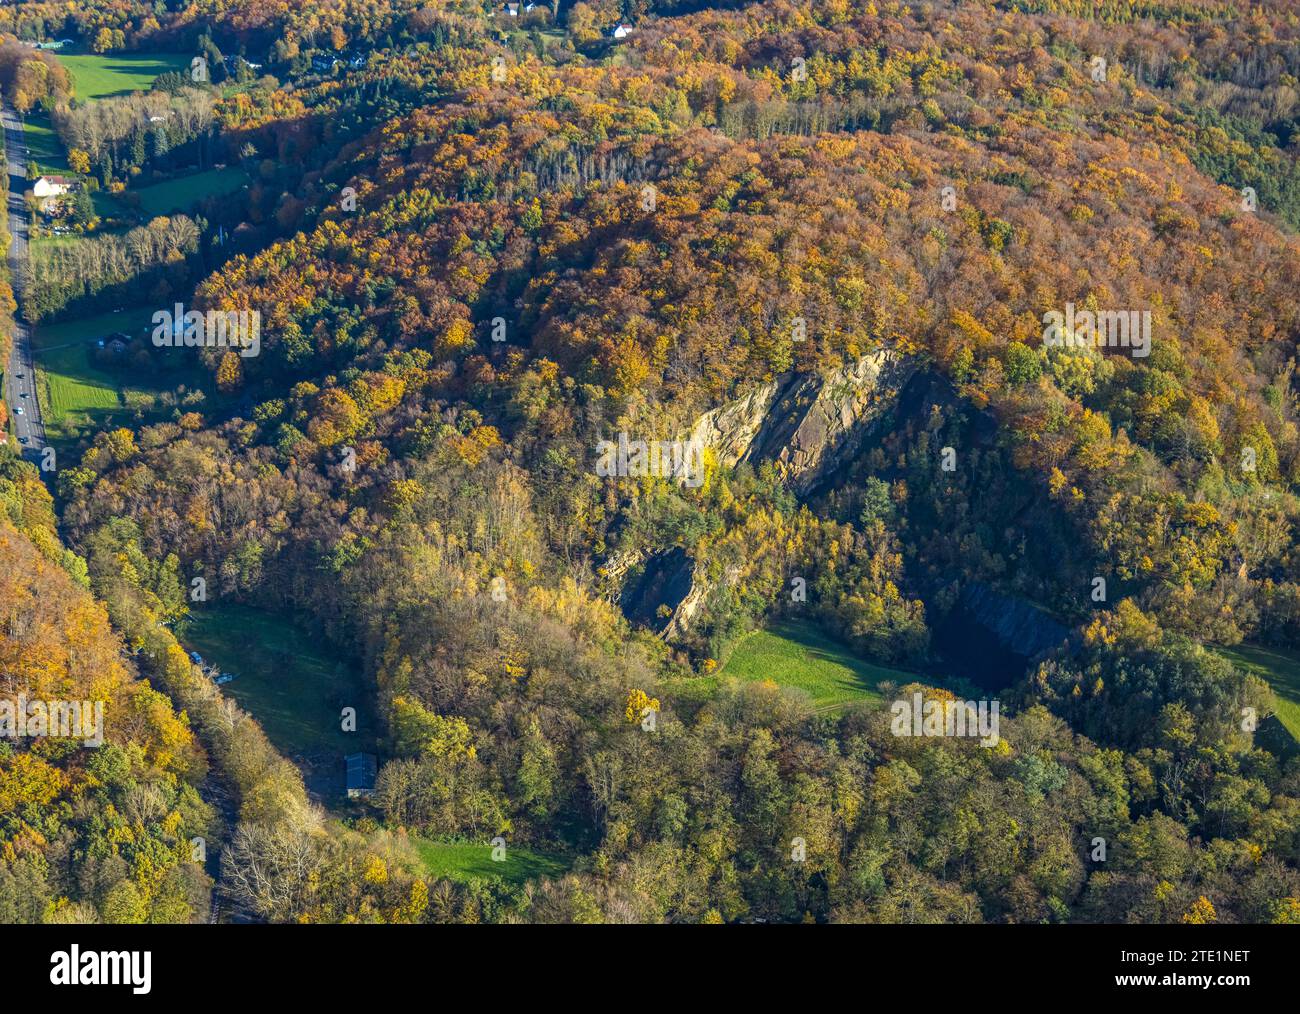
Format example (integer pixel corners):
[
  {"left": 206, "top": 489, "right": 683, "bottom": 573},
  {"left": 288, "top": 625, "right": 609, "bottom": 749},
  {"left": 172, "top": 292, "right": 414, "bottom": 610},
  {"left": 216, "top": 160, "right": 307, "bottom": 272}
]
[
  {"left": 628, "top": 349, "right": 916, "bottom": 637},
  {"left": 685, "top": 348, "right": 914, "bottom": 493},
  {"left": 930, "top": 581, "right": 1072, "bottom": 690},
  {"left": 959, "top": 582, "right": 1070, "bottom": 661}
]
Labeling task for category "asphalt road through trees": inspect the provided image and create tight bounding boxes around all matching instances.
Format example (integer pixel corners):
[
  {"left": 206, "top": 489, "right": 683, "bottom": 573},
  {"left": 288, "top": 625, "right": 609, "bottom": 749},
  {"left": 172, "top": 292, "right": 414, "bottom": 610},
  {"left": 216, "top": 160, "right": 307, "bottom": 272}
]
[{"left": 1, "top": 101, "right": 45, "bottom": 466}]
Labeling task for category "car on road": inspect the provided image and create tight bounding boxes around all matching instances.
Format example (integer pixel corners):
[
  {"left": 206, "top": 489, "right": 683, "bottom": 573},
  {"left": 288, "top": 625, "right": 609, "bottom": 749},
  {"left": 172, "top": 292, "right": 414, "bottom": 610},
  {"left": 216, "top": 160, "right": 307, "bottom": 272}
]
[
  {"left": 14, "top": 406, "right": 22, "bottom": 416},
  {"left": 214, "top": 673, "right": 236, "bottom": 686},
  {"left": 17, "top": 436, "right": 27, "bottom": 444}
]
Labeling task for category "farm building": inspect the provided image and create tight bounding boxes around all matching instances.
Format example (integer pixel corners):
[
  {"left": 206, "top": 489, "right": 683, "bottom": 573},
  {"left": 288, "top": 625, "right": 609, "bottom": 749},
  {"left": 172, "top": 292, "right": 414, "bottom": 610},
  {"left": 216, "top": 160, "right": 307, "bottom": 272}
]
[
  {"left": 345, "top": 753, "right": 377, "bottom": 798},
  {"left": 33, "top": 175, "right": 76, "bottom": 198}
]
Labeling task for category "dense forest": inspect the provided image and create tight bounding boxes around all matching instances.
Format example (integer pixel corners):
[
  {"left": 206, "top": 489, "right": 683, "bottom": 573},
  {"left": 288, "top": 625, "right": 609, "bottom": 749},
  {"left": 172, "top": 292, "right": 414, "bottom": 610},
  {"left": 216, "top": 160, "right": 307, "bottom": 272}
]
[{"left": 2, "top": 0, "right": 1300, "bottom": 925}]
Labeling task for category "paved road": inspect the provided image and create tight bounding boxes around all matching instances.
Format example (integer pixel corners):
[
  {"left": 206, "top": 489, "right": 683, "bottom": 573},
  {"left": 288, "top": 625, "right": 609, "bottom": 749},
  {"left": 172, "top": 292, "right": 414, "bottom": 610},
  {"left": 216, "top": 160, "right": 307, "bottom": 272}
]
[{"left": 1, "top": 101, "right": 44, "bottom": 465}]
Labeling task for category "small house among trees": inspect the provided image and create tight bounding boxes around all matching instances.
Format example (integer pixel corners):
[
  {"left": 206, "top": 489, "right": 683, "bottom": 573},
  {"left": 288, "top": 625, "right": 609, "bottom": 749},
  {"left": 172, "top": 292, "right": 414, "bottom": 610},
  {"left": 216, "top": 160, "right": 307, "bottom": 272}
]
[
  {"left": 345, "top": 753, "right": 377, "bottom": 798},
  {"left": 33, "top": 175, "right": 75, "bottom": 199}
]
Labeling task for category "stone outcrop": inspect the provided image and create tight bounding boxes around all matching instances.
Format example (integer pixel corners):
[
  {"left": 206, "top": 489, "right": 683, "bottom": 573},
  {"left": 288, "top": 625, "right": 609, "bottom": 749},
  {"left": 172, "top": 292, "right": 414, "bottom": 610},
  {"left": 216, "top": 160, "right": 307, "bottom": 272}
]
[
  {"left": 662, "top": 563, "right": 710, "bottom": 641},
  {"left": 684, "top": 381, "right": 781, "bottom": 471},
  {"left": 685, "top": 348, "right": 914, "bottom": 494},
  {"left": 623, "top": 349, "right": 915, "bottom": 637},
  {"left": 619, "top": 546, "right": 695, "bottom": 629},
  {"left": 958, "top": 582, "right": 1070, "bottom": 662}
]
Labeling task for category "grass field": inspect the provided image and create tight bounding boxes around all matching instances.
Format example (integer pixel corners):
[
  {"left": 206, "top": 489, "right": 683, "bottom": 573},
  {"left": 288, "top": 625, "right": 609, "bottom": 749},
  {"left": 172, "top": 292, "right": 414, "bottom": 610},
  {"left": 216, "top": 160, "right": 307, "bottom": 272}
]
[
  {"left": 33, "top": 341, "right": 121, "bottom": 441},
  {"left": 34, "top": 304, "right": 156, "bottom": 350},
  {"left": 130, "top": 166, "right": 248, "bottom": 216},
  {"left": 23, "top": 112, "right": 68, "bottom": 173},
  {"left": 1218, "top": 643, "right": 1300, "bottom": 745},
  {"left": 181, "top": 602, "right": 373, "bottom": 759},
  {"left": 710, "top": 620, "right": 920, "bottom": 710},
  {"left": 32, "top": 307, "right": 158, "bottom": 442},
  {"left": 91, "top": 188, "right": 125, "bottom": 220},
  {"left": 414, "top": 840, "right": 568, "bottom": 887},
  {"left": 60, "top": 53, "right": 191, "bottom": 101},
  {"left": 29, "top": 234, "right": 86, "bottom": 254}
]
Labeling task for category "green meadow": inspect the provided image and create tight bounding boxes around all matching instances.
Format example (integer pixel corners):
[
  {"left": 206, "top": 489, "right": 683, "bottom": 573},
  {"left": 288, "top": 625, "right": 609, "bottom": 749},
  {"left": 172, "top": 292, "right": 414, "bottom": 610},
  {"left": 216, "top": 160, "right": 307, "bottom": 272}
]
[
  {"left": 129, "top": 166, "right": 248, "bottom": 216},
  {"left": 33, "top": 342, "right": 120, "bottom": 442},
  {"left": 1218, "top": 643, "right": 1300, "bottom": 747},
  {"left": 23, "top": 112, "right": 68, "bottom": 172},
  {"left": 181, "top": 602, "right": 374, "bottom": 759},
  {"left": 706, "top": 619, "right": 920, "bottom": 711},
  {"left": 59, "top": 53, "right": 191, "bottom": 101},
  {"left": 414, "top": 840, "right": 568, "bottom": 887},
  {"left": 31, "top": 306, "right": 192, "bottom": 443}
]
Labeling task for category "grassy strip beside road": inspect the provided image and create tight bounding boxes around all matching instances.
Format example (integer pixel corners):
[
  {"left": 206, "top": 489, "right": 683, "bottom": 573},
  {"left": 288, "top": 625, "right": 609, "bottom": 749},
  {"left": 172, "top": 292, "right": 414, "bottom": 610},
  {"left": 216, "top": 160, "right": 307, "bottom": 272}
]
[
  {"left": 32, "top": 307, "right": 151, "bottom": 443},
  {"left": 33, "top": 340, "right": 120, "bottom": 441},
  {"left": 22, "top": 112, "right": 67, "bottom": 173}
]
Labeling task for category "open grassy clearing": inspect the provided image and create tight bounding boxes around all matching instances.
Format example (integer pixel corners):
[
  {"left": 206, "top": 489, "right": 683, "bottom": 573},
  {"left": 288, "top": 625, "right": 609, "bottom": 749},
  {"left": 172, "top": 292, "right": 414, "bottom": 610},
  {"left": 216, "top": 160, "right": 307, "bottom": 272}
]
[
  {"left": 128, "top": 166, "right": 248, "bottom": 216},
  {"left": 181, "top": 602, "right": 374, "bottom": 760},
  {"left": 59, "top": 53, "right": 191, "bottom": 101},
  {"left": 30, "top": 306, "right": 195, "bottom": 443},
  {"left": 23, "top": 113, "right": 68, "bottom": 173},
  {"left": 413, "top": 840, "right": 569, "bottom": 886},
  {"left": 33, "top": 342, "right": 121, "bottom": 441},
  {"left": 34, "top": 305, "right": 156, "bottom": 349},
  {"left": 1218, "top": 643, "right": 1300, "bottom": 748},
  {"left": 31, "top": 305, "right": 138, "bottom": 441},
  {"left": 29, "top": 234, "right": 92, "bottom": 254},
  {"left": 695, "top": 619, "right": 922, "bottom": 711}
]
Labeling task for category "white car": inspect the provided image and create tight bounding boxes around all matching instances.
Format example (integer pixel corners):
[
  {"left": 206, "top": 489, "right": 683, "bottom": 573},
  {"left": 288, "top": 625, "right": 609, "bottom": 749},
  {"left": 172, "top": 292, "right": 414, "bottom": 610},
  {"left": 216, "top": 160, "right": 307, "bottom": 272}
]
[
  {"left": 14, "top": 406, "right": 22, "bottom": 416},
  {"left": 215, "top": 673, "right": 236, "bottom": 685}
]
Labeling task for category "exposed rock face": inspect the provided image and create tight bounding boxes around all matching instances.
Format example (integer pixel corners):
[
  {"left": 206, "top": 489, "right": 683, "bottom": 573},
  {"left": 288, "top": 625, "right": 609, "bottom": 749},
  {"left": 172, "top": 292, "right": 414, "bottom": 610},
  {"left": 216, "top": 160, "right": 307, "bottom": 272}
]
[
  {"left": 619, "top": 546, "right": 695, "bottom": 629},
  {"left": 627, "top": 551, "right": 729, "bottom": 641},
  {"left": 959, "top": 582, "right": 1070, "bottom": 661},
  {"left": 931, "top": 581, "right": 1071, "bottom": 690},
  {"left": 684, "top": 381, "right": 781, "bottom": 471},
  {"left": 600, "top": 544, "right": 647, "bottom": 587},
  {"left": 615, "top": 355, "right": 1077, "bottom": 666},
  {"left": 686, "top": 348, "right": 914, "bottom": 493},
  {"left": 662, "top": 563, "right": 710, "bottom": 641},
  {"left": 624, "top": 349, "right": 915, "bottom": 637}
]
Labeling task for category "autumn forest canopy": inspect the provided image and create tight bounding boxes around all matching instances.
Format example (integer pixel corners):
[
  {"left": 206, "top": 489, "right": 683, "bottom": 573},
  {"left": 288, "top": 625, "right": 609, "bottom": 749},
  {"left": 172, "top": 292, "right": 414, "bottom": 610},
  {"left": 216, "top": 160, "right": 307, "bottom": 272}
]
[{"left": 1, "top": 0, "right": 1299, "bottom": 932}]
